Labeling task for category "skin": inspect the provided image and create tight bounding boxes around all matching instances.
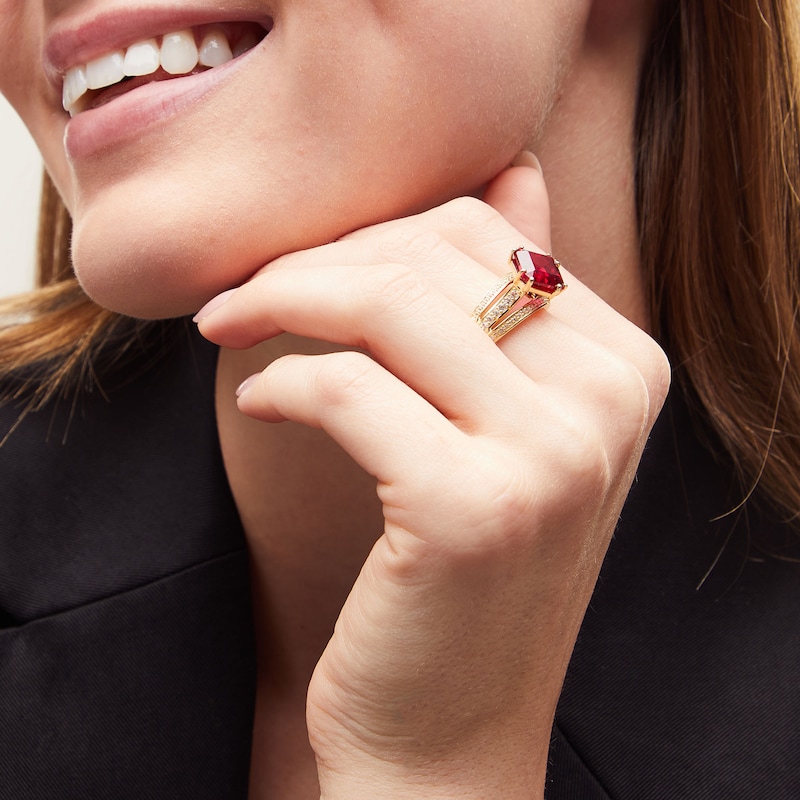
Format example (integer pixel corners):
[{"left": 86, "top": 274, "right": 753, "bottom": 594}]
[
  {"left": 3, "top": 0, "right": 585, "bottom": 317},
  {"left": 2, "top": 0, "right": 668, "bottom": 797}
]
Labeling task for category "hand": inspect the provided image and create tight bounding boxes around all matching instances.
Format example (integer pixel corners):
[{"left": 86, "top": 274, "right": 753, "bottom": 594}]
[{"left": 196, "top": 158, "right": 670, "bottom": 799}]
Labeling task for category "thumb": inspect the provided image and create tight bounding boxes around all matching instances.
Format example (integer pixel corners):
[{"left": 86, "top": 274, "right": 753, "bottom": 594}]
[{"left": 482, "top": 151, "right": 552, "bottom": 254}]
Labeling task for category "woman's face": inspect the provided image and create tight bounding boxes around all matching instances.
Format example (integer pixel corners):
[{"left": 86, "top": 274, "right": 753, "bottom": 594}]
[{"left": 1, "top": 0, "right": 590, "bottom": 317}]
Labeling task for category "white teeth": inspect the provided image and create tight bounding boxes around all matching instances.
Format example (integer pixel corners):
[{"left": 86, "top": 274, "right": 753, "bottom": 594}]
[
  {"left": 199, "top": 29, "right": 233, "bottom": 68},
  {"left": 123, "top": 39, "right": 160, "bottom": 77},
  {"left": 61, "top": 26, "right": 251, "bottom": 116},
  {"left": 85, "top": 51, "right": 125, "bottom": 90},
  {"left": 160, "top": 30, "right": 199, "bottom": 75},
  {"left": 62, "top": 66, "right": 87, "bottom": 112}
]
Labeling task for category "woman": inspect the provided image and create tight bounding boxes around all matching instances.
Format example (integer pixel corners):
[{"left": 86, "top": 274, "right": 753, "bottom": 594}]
[{"left": 0, "top": 0, "right": 798, "bottom": 798}]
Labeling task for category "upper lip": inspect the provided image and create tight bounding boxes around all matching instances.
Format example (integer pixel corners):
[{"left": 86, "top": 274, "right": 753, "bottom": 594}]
[{"left": 44, "top": 4, "right": 273, "bottom": 89}]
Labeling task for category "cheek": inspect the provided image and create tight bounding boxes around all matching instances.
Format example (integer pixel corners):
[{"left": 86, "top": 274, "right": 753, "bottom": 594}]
[
  {"left": 69, "top": 1, "right": 584, "bottom": 319},
  {"left": 0, "top": 5, "right": 35, "bottom": 106},
  {"left": 70, "top": 115, "right": 508, "bottom": 320},
  {"left": 0, "top": 5, "right": 73, "bottom": 207}
]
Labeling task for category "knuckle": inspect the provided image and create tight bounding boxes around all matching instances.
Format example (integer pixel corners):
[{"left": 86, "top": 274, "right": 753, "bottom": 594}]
[
  {"left": 420, "top": 428, "right": 614, "bottom": 561},
  {"left": 449, "top": 467, "right": 535, "bottom": 553},
  {"left": 444, "top": 447, "right": 540, "bottom": 549},
  {"left": 313, "top": 351, "right": 377, "bottom": 410},
  {"left": 482, "top": 474, "right": 538, "bottom": 544},
  {"left": 439, "top": 195, "right": 502, "bottom": 231},
  {"left": 591, "top": 354, "right": 654, "bottom": 448},
  {"left": 359, "top": 263, "right": 430, "bottom": 318},
  {"left": 642, "top": 340, "right": 672, "bottom": 414},
  {"left": 552, "top": 418, "right": 612, "bottom": 496},
  {"left": 612, "top": 355, "right": 651, "bottom": 410},
  {"left": 372, "top": 224, "right": 445, "bottom": 266},
  {"left": 617, "top": 328, "right": 673, "bottom": 423}
]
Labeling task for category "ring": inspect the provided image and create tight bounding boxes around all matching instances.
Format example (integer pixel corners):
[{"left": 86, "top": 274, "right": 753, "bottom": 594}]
[{"left": 471, "top": 247, "right": 566, "bottom": 342}]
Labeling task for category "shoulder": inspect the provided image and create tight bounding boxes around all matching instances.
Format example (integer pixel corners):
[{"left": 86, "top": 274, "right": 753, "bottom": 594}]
[
  {"left": 0, "top": 321, "right": 244, "bottom": 623},
  {"left": 0, "top": 321, "right": 255, "bottom": 798}
]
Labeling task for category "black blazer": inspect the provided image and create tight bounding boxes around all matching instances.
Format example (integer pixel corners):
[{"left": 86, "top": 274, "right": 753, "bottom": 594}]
[
  {"left": 0, "top": 327, "right": 254, "bottom": 798},
  {"left": 1, "top": 325, "right": 798, "bottom": 798}
]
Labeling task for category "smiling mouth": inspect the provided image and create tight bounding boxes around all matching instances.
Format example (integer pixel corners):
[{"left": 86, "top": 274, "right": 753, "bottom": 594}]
[{"left": 62, "top": 21, "right": 271, "bottom": 117}]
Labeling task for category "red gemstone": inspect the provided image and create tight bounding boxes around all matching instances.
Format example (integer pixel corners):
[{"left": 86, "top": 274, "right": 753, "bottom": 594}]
[{"left": 511, "top": 248, "right": 564, "bottom": 296}]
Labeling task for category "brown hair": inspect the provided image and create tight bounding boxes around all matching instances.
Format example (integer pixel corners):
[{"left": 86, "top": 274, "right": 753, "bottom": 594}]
[
  {"left": 636, "top": 0, "right": 800, "bottom": 520},
  {"left": 0, "top": 175, "right": 170, "bottom": 425},
  {"left": 1, "top": 0, "right": 799, "bottom": 519}
]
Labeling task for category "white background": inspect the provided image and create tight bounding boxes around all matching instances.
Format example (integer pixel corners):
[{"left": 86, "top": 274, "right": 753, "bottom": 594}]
[{"left": 0, "top": 94, "right": 42, "bottom": 298}]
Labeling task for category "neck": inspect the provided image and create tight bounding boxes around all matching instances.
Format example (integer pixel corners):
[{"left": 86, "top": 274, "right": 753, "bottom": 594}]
[
  {"left": 533, "top": 0, "right": 653, "bottom": 332},
  {"left": 217, "top": 335, "right": 384, "bottom": 798},
  {"left": 216, "top": 336, "right": 384, "bottom": 680}
]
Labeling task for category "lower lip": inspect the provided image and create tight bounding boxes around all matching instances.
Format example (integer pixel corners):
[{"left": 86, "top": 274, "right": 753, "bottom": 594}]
[{"left": 64, "top": 51, "right": 253, "bottom": 161}]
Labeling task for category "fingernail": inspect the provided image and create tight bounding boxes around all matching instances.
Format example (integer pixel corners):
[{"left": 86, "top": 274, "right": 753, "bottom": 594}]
[
  {"left": 235, "top": 374, "right": 259, "bottom": 398},
  {"left": 193, "top": 288, "right": 237, "bottom": 323},
  {"left": 512, "top": 150, "right": 543, "bottom": 175}
]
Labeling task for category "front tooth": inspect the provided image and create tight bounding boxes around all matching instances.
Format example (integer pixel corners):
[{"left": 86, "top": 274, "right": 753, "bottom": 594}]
[
  {"left": 85, "top": 51, "right": 125, "bottom": 90},
  {"left": 160, "top": 30, "right": 199, "bottom": 75},
  {"left": 63, "top": 65, "right": 88, "bottom": 111},
  {"left": 199, "top": 29, "right": 233, "bottom": 67},
  {"left": 124, "top": 39, "right": 160, "bottom": 77}
]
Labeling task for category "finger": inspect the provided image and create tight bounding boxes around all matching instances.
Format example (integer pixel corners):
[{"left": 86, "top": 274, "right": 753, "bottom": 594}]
[
  {"left": 481, "top": 152, "right": 552, "bottom": 254},
  {"left": 236, "top": 350, "right": 470, "bottom": 500},
  {"left": 201, "top": 259, "right": 658, "bottom": 467},
  {"left": 500, "top": 280, "right": 671, "bottom": 431},
  {"left": 199, "top": 262, "right": 528, "bottom": 430},
  {"left": 238, "top": 349, "right": 653, "bottom": 561},
  {"left": 199, "top": 221, "right": 667, "bottom": 434}
]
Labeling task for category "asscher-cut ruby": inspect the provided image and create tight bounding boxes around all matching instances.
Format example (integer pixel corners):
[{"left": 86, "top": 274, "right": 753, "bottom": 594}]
[{"left": 511, "top": 248, "right": 564, "bottom": 295}]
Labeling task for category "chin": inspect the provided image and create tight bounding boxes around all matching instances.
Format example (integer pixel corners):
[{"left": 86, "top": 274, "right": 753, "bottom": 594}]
[
  {"left": 67, "top": 143, "right": 508, "bottom": 319},
  {"left": 71, "top": 216, "right": 253, "bottom": 320},
  {"left": 74, "top": 267, "right": 214, "bottom": 320}
]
